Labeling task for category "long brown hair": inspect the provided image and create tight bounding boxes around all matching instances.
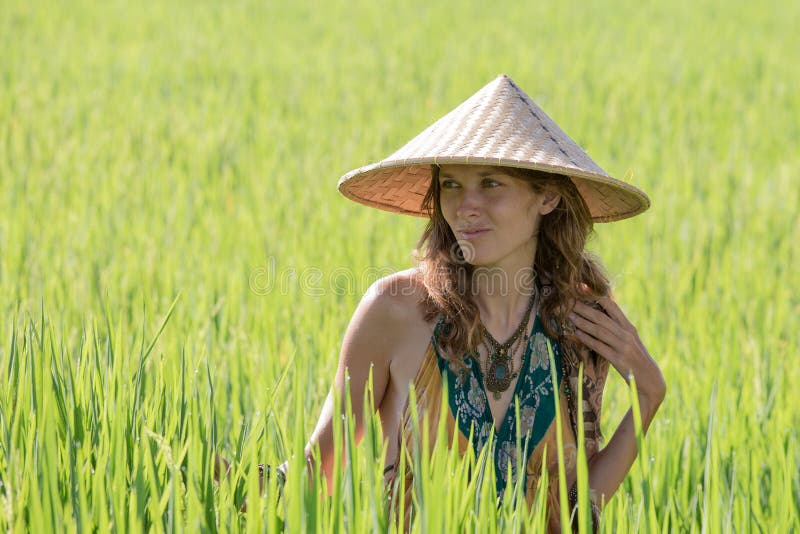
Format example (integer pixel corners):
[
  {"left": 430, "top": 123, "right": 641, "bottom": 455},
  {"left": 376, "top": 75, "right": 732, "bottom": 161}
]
[{"left": 414, "top": 165, "right": 611, "bottom": 366}]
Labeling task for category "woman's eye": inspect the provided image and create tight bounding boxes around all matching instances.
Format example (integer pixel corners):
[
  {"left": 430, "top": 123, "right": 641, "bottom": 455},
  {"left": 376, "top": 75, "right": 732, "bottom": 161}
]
[
  {"left": 482, "top": 179, "right": 501, "bottom": 188},
  {"left": 440, "top": 180, "right": 459, "bottom": 189}
]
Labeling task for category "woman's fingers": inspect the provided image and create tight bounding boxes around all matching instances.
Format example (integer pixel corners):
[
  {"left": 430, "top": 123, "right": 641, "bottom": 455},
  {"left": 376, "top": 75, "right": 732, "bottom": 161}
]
[
  {"left": 595, "top": 296, "right": 634, "bottom": 330},
  {"left": 574, "top": 327, "right": 615, "bottom": 360},
  {"left": 570, "top": 299, "right": 639, "bottom": 369},
  {"left": 569, "top": 309, "right": 617, "bottom": 347},
  {"left": 573, "top": 288, "right": 631, "bottom": 329},
  {"left": 571, "top": 301, "right": 627, "bottom": 342},
  {"left": 214, "top": 454, "right": 232, "bottom": 482}
]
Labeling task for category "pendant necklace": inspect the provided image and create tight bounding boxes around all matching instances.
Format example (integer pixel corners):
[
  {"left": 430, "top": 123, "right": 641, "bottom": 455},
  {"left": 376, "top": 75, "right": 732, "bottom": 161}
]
[{"left": 480, "top": 285, "right": 538, "bottom": 399}]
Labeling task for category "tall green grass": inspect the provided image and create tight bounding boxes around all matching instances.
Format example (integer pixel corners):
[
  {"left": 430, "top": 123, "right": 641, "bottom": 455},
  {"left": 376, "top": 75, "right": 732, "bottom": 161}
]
[{"left": 1, "top": 0, "right": 798, "bottom": 531}]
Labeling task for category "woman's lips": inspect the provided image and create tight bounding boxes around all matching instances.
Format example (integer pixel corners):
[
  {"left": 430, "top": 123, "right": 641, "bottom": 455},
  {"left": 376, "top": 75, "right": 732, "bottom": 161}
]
[{"left": 458, "top": 229, "right": 490, "bottom": 239}]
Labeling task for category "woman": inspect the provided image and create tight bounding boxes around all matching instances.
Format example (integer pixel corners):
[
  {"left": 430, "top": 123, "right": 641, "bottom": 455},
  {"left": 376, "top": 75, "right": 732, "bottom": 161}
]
[
  {"left": 311, "top": 74, "right": 666, "bottom": 530},
  {"left": 259, "top": 75, "right": 665, "bottom": 531}
]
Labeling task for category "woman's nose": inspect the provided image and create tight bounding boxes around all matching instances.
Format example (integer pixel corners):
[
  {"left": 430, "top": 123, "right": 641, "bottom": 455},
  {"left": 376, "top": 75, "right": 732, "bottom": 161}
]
[{"left": 456, "top": 189, "right": 482, "bottom": 218}]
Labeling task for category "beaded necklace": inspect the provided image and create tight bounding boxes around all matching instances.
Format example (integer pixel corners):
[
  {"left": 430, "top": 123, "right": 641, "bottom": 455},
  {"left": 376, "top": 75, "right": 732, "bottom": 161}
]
[{"left": 480, "top": 284, "right": 538, "bottom": 399}]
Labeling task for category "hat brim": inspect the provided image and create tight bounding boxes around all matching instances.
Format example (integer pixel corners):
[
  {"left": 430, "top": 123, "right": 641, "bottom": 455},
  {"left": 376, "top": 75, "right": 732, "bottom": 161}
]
[{"left": 338, "top": 157, "right": 650, "bottom": 223}]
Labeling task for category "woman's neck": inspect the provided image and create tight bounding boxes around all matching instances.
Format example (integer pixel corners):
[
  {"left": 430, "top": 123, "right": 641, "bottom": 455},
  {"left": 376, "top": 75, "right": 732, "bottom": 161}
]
[{"left": 472, "top": 242, "right": 538, "bottom": 336}]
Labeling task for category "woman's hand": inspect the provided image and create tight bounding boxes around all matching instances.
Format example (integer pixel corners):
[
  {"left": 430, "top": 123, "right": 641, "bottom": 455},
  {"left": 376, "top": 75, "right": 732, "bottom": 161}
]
[
  {"left": 568, "top": 296, "right": 666, "bottom": 411},
  {"left": 565, "top": 293, "right": 667, "bottom": 508},
  {"left": 215, "top": 454, "right": 285, "bottom": 513}
]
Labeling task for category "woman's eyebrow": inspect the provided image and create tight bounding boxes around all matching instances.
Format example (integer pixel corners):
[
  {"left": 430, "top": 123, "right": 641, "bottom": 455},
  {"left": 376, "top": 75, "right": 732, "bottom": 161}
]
[{"left": 439, "top": 171, "right": 498, "bottom": 179}]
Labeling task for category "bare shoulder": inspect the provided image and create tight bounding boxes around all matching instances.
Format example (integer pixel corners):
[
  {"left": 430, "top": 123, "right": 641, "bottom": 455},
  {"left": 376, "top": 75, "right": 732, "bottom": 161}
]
[
  {"left": 364, "top": 267, "right": 430, "bottom": 326},
  {"left": 357, "top": 268, "right": 434, "bottom": 352},
  {"left": 340, "top": 267, "right": 434, "bottom": 371}
]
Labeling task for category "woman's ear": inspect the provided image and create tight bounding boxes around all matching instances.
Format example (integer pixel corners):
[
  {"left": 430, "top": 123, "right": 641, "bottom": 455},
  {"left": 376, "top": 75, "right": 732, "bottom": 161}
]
[{"left": 539, "top": 190, "right": 562, "bottom": 215}]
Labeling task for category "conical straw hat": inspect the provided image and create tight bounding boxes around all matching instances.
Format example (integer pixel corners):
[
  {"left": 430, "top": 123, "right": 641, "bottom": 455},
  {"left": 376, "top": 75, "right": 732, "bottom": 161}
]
[{"left": 338, "top": 74, "right": 650, "bottom": 222}]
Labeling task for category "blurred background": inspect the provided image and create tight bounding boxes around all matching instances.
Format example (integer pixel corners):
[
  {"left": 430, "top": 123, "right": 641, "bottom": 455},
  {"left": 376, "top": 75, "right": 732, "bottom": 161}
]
[{"left": 1, "top": 0, "right": 798, "bottom": 530}]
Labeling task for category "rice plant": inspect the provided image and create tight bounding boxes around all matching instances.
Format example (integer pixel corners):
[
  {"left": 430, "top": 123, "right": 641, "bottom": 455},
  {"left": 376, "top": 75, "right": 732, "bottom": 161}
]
[{"left": 1, "top": 0, "right": 798, "bottom": 531}]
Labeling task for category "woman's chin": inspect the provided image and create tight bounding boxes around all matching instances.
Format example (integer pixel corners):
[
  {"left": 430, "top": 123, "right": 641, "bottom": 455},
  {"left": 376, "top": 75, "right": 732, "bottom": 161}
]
[{"left": 457, "top": 242, "right": 492, "bottom": 266}]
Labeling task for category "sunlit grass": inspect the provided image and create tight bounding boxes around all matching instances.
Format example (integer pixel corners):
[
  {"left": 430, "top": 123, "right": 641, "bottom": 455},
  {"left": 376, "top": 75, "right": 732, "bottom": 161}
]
[{"left": 1, "top": 0, "right": 798, "bottom": 531}]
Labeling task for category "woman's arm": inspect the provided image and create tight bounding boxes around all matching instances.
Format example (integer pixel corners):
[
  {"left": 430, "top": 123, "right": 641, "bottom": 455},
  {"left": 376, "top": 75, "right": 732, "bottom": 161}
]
[
  {"left": 302, "top": 276, "right": 412, "bottom": 493},
  {"left": 568, "top": 296, "right": 667, "bottom": 508},
  {"left": 215, "top": 274, "right": 415, "bottom": 504}
]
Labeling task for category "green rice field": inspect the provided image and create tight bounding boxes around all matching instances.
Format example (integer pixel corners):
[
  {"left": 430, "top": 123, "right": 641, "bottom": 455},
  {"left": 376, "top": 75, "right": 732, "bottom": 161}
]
[{"left": 1, "top": 0, "right": 798, "bottom": 531}]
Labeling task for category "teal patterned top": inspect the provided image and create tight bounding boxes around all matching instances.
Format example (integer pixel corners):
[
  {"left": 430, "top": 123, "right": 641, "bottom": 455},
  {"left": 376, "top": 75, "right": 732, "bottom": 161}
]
[{"left": 431, "top": 306, "right": 564, "bottom": 498}]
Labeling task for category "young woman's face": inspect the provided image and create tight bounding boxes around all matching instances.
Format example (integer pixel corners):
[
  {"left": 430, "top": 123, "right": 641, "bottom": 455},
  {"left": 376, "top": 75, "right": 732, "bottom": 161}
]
[{"left": 437, "top": 165, "right": 559, "bottom": 268}]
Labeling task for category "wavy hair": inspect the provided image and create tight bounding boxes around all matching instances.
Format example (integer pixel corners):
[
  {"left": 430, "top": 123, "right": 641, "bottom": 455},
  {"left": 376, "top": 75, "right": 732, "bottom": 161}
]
[{"left": 415, "top": 165, "right": 611, "bottom": 368}]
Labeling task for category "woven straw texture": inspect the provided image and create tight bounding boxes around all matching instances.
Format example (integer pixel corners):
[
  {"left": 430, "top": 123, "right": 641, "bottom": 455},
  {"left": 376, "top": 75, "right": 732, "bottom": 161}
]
[{"left": 338, "top": 74, "right": 650, "bottom": 222}]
